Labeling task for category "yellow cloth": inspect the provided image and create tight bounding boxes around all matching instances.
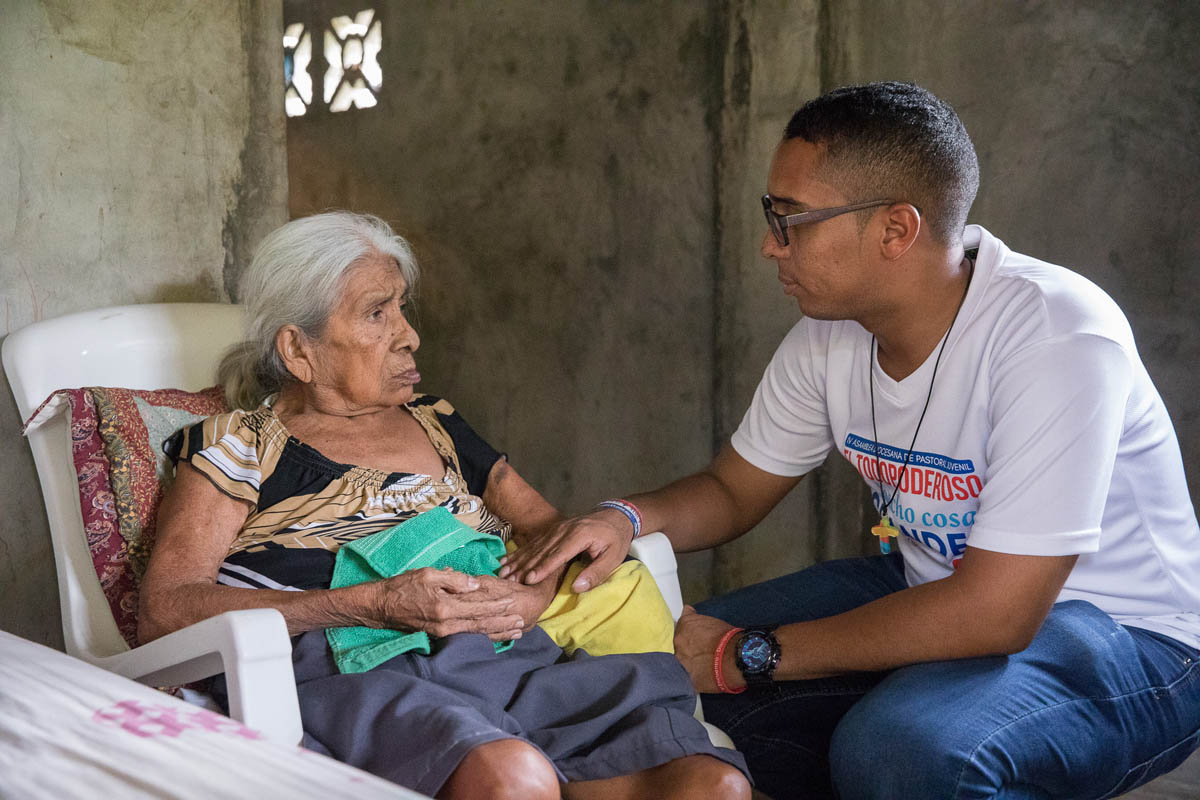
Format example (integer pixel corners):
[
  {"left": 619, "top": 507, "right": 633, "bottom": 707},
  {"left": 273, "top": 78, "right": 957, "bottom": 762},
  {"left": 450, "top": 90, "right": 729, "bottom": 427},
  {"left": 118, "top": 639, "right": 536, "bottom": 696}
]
[{"left": 505, "top": 541, "right": 675, "bottom": 656}]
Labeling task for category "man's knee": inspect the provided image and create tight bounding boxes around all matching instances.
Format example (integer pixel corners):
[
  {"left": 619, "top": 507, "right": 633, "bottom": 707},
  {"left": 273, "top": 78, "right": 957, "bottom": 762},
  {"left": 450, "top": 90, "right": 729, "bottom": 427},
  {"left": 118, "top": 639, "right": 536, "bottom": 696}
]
[
  {"left": 440, "top": 738, "right": 559, "bottom": 800},
  {"left": 829, "top": 692, "right": 965, "bottom": 799}
]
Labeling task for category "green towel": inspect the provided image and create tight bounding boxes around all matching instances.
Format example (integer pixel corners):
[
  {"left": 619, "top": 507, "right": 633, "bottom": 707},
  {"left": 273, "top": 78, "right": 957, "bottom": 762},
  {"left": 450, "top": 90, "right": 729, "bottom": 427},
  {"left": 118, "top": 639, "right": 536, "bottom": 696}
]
[{"left": 326, "top": 507, "right": 512, "bottom": 674}]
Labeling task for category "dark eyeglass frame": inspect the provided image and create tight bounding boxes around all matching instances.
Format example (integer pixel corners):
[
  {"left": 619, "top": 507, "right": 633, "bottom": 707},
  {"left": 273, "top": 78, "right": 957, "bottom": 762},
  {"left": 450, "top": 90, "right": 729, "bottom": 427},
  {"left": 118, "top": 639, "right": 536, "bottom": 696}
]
[{"left": 761, "top": 195, "right": 899, "bottom": 247}]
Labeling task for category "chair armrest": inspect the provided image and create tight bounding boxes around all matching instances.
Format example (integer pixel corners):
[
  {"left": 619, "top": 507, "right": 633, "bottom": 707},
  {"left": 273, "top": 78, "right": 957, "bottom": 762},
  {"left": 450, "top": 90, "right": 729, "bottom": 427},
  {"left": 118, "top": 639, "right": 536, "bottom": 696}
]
[
  {"left": 628, "top": 533, "right": 734, "bottom": 745},
  {"left": 95, "top": 609, "right": 302, "bottom": 744},
  {"left": 629, "top": 532, "right": 684, "bottom": 621},
  {"left": 700, "top": 720, "right": 735, "bottom": 749}
]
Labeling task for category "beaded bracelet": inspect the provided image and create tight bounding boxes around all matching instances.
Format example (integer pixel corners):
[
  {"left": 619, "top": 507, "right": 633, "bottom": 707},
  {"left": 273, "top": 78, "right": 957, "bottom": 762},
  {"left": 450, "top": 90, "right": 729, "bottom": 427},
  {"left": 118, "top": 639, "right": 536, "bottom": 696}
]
[
  {"left": 594, "top": 499, "right": 643, "bottom": 539},
  {"left": 714, "top": 627, "right": 746, "bottom": 694}
]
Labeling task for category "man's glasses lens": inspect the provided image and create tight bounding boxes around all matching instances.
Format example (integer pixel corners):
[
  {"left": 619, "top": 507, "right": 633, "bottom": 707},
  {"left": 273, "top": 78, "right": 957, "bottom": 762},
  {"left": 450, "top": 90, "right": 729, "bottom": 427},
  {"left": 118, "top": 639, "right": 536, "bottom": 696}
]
[{"left": 761, "top": 195, "right": 787, "bottom": 246}]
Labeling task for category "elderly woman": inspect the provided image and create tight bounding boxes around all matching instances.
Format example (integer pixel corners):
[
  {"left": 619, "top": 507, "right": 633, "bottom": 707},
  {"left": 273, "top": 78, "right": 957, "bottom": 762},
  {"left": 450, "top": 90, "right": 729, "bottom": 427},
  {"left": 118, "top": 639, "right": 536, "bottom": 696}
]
[{"left": 139, "top": 212, "right": 749, "bottom": 800}]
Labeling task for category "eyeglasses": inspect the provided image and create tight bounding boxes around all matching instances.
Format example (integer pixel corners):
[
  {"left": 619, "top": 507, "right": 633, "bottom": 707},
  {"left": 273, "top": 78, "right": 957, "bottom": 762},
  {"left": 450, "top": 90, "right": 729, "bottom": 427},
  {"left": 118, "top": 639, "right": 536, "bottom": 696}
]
[{"left": 761, "top": 195, "right": 897, "bottom": 247}]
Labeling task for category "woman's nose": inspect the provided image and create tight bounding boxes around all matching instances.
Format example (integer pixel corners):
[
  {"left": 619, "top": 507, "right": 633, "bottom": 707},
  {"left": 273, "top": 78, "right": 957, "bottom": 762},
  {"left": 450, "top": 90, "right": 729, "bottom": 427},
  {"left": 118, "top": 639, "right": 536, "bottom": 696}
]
[{"left": 395, "top": 314, "right": 420, "bottom": 352}]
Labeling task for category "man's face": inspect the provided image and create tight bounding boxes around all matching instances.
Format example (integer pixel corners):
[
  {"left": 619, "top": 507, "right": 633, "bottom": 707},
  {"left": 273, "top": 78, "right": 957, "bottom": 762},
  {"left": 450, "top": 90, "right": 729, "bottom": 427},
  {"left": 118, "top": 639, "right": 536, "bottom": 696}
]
[{"left": 761, "top": 138, "right": 875, "bottom": 320}]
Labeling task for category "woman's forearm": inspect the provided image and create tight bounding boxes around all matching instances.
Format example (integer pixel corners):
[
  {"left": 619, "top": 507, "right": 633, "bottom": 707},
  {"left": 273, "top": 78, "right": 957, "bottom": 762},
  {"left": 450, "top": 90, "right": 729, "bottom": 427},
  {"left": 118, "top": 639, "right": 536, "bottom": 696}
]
[
  {"left": 139, "top": 567, "right": 530, "bottom": 645},
  {"left": 138, "top": 580, "right": 377, "bottom": 643},
  {"left": 483, "top": 457, "right": 569, "bottom": 595}
]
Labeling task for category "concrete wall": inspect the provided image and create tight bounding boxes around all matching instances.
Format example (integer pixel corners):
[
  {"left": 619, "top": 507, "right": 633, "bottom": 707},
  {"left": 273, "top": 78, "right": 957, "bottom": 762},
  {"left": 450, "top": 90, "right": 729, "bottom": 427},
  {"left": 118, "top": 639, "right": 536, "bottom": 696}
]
[
  {"left": 712, "top": 0, "right": 1200, "bottom": 592},
  {"left": 0, "top": 0, "right": 1189, "bottom": 680},
  {"left": 287, "top": 0, "right": 723, "bottom": 600},
  {"left": 710, "top": 0, "right": 879, "bottom": 595},
  {"left": 685, "top": 0, "right": 1200, "bottom": 597},
  {"left": 0, "top": 0, "right": 287, "bottom": 645},
  {"left": 288, "top": 0, "right": 1199, "bottom": 602},
  {"left": 822, "top": 1, "right": 1200, "bottom": 510}
]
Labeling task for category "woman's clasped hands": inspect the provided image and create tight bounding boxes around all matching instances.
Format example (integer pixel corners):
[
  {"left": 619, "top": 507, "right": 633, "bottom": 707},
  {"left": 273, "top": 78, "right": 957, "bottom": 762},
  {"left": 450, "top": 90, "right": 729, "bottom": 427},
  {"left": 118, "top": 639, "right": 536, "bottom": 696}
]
[{"left": 366, "top": 567, "right": 553, "bottom": 642}]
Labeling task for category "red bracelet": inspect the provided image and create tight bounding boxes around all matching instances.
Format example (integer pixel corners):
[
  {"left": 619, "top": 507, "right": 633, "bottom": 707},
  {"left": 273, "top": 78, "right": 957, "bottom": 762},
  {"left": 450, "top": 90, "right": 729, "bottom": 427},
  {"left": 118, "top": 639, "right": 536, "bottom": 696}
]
[{"left": 713, "top": 627, "right": 746, "bottom": 694}]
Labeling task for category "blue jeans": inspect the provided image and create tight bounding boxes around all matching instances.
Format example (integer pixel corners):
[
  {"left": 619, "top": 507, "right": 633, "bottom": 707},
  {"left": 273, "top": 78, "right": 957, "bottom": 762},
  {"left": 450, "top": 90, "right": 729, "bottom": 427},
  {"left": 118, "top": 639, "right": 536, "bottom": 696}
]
[{"left": 696, "top": 554, "right": 1200, "bottom": 799}]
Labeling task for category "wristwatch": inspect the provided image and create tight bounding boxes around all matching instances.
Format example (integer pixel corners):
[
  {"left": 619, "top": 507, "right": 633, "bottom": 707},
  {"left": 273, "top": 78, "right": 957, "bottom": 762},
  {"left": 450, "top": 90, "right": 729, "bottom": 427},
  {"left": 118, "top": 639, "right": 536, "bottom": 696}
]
[{"left": 734, "top": 627, "right": 781, "bottom": 687}]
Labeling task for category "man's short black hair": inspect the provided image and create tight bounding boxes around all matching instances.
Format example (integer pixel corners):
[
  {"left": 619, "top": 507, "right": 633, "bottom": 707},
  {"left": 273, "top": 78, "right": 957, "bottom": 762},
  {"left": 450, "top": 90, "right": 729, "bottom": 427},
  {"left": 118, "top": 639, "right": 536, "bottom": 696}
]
[{"left": 784, "top": 81, "right": 979, "bottom": 245}]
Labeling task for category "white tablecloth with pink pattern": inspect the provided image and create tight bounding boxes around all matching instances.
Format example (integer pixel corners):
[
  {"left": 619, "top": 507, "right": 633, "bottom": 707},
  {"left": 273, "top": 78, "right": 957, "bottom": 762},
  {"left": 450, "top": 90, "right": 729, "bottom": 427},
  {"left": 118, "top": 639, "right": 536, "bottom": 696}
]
[{"left": 0, "top": 630, "right": 426, "bottom": 799}]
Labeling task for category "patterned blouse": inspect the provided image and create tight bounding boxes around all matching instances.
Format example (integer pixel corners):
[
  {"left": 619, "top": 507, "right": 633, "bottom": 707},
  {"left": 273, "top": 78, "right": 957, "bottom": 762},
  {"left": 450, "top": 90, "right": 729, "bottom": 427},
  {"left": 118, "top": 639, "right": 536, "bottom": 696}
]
[{"left": 166, "top": 394, "right": 508, "bottom": 592}]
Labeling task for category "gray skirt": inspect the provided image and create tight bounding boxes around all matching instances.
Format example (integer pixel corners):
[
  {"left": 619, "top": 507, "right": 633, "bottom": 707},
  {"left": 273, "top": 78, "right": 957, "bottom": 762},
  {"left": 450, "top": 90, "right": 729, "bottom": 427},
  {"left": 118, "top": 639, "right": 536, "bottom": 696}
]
[{"left": 288, "top": 627, "right": 748, "bottom": 796}]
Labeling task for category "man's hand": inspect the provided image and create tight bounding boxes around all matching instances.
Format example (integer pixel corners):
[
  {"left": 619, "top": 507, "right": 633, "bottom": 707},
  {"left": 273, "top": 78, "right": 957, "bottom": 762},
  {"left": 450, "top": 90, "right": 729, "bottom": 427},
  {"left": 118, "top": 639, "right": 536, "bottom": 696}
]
[
  {"left": 673, "top": 605, "right": 744, "bottom": 693},
  {"left": 498, "top": 509, "right": 635, "bottom": 592}
]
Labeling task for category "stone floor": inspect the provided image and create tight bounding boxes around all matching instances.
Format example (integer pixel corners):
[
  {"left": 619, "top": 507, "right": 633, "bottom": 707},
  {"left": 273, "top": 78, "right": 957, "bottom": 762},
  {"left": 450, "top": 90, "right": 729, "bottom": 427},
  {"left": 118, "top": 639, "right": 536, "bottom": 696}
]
[
  {"left": 747, "top": 749, "right": 1200, "bottom": 798},
  {"left": 1124, "top": 749, "right": 1200, "bottom": 799}
]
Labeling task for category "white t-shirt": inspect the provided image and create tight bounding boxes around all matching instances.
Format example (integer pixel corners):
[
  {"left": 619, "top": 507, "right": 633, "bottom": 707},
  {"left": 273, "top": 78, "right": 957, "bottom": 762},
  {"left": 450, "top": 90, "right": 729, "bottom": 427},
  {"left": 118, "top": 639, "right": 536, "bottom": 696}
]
[{"left": 732, "top": 225, "right": 1200, "bottom": 648}]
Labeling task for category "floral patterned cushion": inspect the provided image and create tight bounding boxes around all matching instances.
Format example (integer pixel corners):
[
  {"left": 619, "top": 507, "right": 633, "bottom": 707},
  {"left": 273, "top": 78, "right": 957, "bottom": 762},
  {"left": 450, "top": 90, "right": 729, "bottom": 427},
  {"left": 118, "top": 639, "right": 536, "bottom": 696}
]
[{"left": 47, "top": 387, "right": 228, "bottom": 646}]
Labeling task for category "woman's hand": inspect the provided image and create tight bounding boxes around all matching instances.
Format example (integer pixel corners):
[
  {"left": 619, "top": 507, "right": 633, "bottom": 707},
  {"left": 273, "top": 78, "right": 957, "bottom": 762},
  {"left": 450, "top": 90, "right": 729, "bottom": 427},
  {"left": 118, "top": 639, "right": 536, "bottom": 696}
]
[
  {"left": 469, "top": 574, "right": 557, "bottom": 633},
  {"left": 498, "top": 509, "right": 635, "bottom": 593},
  {"left": 673, "top": 605, "right": 742, "bottom": 693},
  {"left": 369, "top": 567, "right": 527, "bottom": 641}
]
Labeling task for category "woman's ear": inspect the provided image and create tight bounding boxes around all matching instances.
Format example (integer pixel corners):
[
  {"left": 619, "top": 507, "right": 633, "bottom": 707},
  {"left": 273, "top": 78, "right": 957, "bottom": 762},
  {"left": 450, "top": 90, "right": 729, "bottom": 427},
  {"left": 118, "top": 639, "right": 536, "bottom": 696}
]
[{"left": 276, "top": 325, "right": 315, "bottom": 384}]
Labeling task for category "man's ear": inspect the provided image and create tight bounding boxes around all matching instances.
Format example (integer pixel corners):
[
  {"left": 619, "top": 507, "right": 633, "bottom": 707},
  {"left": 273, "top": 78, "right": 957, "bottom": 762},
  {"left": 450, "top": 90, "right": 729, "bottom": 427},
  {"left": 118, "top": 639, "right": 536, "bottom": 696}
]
[
  {"left": 879, "top": 203, "right": 921, "bottom": 261},
  {"left": 276, "top": 325, "right": 316, "bottom": 384}
]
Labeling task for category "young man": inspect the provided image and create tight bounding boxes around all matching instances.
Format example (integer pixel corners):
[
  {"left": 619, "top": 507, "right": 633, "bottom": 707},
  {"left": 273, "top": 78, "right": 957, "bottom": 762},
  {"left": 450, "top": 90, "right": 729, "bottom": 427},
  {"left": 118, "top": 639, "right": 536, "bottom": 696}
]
[{"left": 502, "top": 82, "right": 1200, "bottom": 798}]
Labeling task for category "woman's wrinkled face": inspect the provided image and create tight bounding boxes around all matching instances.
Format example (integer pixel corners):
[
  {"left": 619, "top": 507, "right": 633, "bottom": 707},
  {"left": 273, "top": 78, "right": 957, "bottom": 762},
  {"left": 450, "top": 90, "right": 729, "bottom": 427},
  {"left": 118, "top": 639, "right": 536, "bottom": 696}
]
[{"left": 306, "top": 251, "right": 421, "bottom": 413}]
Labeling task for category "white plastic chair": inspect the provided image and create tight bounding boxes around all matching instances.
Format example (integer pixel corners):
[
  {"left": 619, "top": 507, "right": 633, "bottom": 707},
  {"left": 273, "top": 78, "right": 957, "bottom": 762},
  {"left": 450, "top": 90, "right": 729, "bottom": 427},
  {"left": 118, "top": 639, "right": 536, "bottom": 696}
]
[
  {"left": 4, "top": 303, "right": 302, "bottom": 744},
  {"left": 4, "top": 302, "right": 730, "bottom": 749}
]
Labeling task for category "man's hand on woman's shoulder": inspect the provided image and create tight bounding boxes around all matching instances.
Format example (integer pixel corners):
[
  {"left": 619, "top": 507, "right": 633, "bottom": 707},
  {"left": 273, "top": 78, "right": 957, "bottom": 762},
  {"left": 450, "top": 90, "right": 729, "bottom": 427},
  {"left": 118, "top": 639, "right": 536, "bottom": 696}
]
[{"left": 498, "top": 509, "right": 636, "bottom": 593}]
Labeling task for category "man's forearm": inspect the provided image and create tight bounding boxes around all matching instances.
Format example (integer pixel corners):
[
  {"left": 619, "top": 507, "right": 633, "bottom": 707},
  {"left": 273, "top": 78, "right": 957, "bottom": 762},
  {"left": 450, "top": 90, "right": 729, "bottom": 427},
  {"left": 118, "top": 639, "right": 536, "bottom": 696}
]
[
  {"left": 629, "top": 472, "right": 749, "bottom": 553},
  {"left": 767, "top": 577, "right": 997, "bottom": 680},
  {"left": 626, "top": 445, "right": 804, "bottom": 554},
  {"left": 721, "top": 550, "right": 1075, "bottom": 684}
]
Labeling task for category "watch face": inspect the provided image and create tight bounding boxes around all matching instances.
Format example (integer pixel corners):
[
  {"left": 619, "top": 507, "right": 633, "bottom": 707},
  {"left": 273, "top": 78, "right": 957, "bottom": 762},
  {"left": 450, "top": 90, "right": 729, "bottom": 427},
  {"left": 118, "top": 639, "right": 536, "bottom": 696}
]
[{"left": 739, "top": 634, "right": 773, "bottom": 673}]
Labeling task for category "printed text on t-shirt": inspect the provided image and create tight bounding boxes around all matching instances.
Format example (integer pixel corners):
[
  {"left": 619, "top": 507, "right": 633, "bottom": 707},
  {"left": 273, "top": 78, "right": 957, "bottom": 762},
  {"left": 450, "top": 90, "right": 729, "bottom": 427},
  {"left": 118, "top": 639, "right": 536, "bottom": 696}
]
[{"left": 845, "top": 433, "right": 980, "bottom": 568}]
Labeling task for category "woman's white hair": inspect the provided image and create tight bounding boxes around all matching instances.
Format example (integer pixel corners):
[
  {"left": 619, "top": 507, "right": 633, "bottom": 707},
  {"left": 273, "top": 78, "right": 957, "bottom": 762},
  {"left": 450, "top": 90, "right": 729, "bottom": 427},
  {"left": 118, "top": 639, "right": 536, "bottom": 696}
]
[{"left": 218, "top": 211, "right": 419, "bottom": 410}]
